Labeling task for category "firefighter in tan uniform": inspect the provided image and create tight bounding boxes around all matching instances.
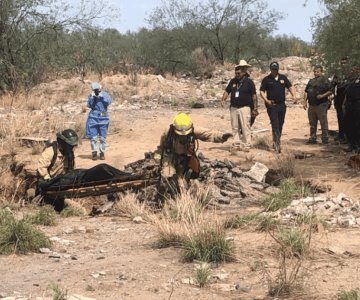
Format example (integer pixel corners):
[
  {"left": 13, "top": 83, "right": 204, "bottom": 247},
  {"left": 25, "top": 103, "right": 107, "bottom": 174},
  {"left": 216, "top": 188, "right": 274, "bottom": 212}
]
[
  {"left": 36, "top": 129, "right": 79, "bottom": 210},
  {"left": 157, "top": 113, "right": 232, "bottom": 180}
]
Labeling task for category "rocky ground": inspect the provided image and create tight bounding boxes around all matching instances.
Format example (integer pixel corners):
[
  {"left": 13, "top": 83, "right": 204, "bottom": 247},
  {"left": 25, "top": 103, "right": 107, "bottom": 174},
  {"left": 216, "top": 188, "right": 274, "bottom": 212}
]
[{"left": 1, "top": 57, "right": 360, "bottom": 299}]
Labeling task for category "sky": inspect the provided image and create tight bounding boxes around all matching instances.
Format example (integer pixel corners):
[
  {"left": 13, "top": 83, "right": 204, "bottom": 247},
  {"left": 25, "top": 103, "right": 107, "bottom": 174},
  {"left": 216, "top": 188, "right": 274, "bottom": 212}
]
[{"left": 109, "top": 0, "right": 324, "bottom": 43}]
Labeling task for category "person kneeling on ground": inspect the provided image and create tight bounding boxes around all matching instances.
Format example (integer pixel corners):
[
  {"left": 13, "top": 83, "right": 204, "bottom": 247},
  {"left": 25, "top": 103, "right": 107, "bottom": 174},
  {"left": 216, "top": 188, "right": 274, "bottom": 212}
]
[
  {"left": 155, "top": 112, "right": 232, "bottom": 198},
  {"left": 36, "top": 129, "right": 79, "bottom": 211}
]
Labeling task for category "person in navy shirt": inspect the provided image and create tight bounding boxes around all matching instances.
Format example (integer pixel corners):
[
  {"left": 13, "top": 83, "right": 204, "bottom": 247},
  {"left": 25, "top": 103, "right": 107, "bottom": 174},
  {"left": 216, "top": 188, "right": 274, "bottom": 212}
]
[
  {"left": 221, "top": 60, "right": 258, "bottom": 151},
  {"left": 260, "top": 62, "right": 296, "bottom": 153}
]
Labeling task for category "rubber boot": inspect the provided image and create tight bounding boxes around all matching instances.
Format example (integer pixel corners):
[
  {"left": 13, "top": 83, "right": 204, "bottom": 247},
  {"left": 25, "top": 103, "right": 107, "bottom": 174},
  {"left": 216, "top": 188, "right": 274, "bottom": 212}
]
[
  {"left": 99, "top": 152, "right": 105, "bottom": 160},
  {"left": 92, "top": 151, "right": 97, "bottom": 161}
]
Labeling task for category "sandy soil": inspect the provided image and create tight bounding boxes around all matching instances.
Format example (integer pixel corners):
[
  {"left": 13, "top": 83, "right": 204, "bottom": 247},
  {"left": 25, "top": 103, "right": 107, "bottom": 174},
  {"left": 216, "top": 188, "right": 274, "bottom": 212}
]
[{"left": 1, "top": 102, "right": 360, "bottom": 299}]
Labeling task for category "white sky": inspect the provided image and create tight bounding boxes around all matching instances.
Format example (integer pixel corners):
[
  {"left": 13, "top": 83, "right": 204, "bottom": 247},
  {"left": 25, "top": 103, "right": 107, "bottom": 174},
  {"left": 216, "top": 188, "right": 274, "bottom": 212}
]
[{"left": 107, "top": 0, "right": 324, "bottom": 42}]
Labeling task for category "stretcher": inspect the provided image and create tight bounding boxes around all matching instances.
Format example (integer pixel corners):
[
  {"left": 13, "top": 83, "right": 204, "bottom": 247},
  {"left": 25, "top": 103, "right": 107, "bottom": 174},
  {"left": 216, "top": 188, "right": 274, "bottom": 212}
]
[{"left": 44, "top": 174, "right": 159, "bottom": 198}]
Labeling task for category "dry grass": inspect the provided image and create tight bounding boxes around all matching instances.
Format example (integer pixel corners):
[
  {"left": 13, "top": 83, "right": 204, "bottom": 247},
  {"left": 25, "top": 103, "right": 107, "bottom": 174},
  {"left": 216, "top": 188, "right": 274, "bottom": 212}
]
[
  {"left": 0, "top": 156, "right": 26, "bottom": 205},
  {"left": 274, "top": 148, "right": 296, "bottom": 179},
  {"left": 149, "top": 180, "right": 211, "bottom": 247},
  {"left": 253, "top": 135, "right": 272, "bottom": 150},
  {"left": 115, "top": 192, "right": 150, "bottom": 220}
]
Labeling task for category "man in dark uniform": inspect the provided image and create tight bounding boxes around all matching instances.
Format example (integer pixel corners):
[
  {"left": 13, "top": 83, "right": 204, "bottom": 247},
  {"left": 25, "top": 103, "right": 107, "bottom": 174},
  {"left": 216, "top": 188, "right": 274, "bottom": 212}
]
[
  {"left": 343, "top": 65, "right": 360, "bottom": 153},
  {"left": 332, "top": 57, "right": 350, "bottom": 144},
  {"left": 221, "top": 59, "right": 258, "bottom": 151},
  {"left": 260, "top": 62, "right": 296, "bottom": 152},
  {"left": 303, "top": 65, "right": 333, "bottom": 144}
]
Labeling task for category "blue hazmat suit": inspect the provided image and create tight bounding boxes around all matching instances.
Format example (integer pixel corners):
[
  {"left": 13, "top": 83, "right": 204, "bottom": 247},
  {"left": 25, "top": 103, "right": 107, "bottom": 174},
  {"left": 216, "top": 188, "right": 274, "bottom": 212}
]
[{"left": 85, "top": 90, "right": 112, "bottom": 153}]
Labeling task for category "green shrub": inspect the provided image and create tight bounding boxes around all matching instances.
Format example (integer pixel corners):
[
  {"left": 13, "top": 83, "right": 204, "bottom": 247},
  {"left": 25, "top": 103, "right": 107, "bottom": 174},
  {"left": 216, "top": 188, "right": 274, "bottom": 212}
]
[
  {"left": 263, "top": 179, "right": 310, "bottom": 211},
  {"left": 182, "top": 226, "right": 234, "bottom": 263},
  {"left": 0, "top": 209, "right": 51, "bottom": 254},
  {"left": 27, "top": 205, "right": 57, "bottom": 226},
  {"left": 277, "top": 227, "right": 309, "bottom": 257},
  {"left": 337, "top": 289, "right": 360, "bottom": 300}
]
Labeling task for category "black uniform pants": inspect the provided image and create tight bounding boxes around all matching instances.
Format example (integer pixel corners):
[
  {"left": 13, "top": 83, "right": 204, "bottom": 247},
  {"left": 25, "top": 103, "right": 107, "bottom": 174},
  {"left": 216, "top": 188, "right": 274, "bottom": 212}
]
[
  {"left": 344, "top": 102, "right": 360, "bottom": 150},
  {"left": 266, "top": 103, "right": 286, "bottom": 147},
  {"left": 334, "top": 89, "right": 346, "bottom": 140}
]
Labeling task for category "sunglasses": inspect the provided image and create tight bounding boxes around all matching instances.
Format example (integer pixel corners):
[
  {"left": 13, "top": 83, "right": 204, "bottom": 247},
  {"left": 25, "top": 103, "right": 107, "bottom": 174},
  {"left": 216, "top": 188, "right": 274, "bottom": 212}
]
[{"left": 235, "top": 72, "right": 242, "bottom": 75}]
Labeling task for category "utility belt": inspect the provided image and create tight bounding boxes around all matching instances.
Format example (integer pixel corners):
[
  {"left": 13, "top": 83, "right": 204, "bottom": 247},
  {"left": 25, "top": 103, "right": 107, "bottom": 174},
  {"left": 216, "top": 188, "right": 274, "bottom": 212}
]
[{"left": 91, "top": 110, "right": 108, "bottom": 117}]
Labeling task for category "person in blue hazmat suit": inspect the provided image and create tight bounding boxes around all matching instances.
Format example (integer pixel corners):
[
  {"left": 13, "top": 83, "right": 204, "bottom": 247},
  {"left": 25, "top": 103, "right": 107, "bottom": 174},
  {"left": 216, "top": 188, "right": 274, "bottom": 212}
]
[{"left": 85, "top": 82, "right": 112, "bottom": 160}]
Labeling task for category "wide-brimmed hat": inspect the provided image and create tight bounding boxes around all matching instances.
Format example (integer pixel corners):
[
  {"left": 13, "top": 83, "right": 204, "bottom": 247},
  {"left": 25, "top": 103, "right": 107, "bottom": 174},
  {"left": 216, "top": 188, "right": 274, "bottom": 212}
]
[{"left": 235, "top": 59, "right": 251, "bottom": 68}]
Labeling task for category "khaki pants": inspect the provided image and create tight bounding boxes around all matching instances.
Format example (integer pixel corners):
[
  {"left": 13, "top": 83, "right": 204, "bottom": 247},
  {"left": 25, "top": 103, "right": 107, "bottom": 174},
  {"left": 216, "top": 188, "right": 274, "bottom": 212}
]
[
  {"left": 308, "top": 103, "right": 329, "bottom": 141},
  {"left": 230, "top": 106, "right": 251, "bottom": 148}
]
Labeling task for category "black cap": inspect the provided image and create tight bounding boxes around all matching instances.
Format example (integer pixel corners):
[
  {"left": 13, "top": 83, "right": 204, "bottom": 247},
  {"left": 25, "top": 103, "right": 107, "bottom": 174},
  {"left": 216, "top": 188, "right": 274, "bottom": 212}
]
[{"left": 270, "top": 61, "right": 279, "bottom": 70}]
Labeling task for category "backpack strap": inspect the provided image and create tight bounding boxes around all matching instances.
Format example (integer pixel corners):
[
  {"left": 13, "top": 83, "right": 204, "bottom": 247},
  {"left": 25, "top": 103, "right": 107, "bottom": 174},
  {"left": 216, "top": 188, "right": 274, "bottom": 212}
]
[{"left": 47, "top": 142, "right": 58, "bottom": 174}]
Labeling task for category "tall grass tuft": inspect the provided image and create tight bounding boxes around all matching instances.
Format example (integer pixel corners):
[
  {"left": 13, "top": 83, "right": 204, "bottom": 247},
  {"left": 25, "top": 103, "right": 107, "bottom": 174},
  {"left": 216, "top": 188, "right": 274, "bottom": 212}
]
[
  {"left": 194, "top": 263, "right": 211, "bottom": 287},
  {"left": 151, "top": 180, "right": 235, "bottom": 262},
  {"left": 48, "top": 282, "right": 67, "bottom": 300},
  {"left": 274, "top": 149, "right": 296, "bottom": 179},
  {"left": 267, "top": 224, "right": 312, "bottom": 297},
  {"left": 182, "top": 224, "right": 234, "bottom": 263}
]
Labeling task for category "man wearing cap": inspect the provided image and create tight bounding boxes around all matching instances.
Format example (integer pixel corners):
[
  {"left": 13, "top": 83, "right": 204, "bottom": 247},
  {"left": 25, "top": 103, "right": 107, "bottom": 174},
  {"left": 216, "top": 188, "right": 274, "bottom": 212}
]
[
  {"left": 260, "top": 61, "right": 296, "bottom": 152},
  {"left": 221, "top": 59, "right": 258, "bottom": 151},
  {"left": 85, "top": 82, "right": 112, "bottom": 161}
]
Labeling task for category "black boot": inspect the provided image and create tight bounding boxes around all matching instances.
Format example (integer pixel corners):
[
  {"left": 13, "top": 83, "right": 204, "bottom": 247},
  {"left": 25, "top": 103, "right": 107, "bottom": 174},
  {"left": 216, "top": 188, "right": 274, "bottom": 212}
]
[
  {"left": 99, "top": 152, "right": 105, "bottom": 160},
  {"left": 92, "top": 151, "right": 97, "bottom": 160}
]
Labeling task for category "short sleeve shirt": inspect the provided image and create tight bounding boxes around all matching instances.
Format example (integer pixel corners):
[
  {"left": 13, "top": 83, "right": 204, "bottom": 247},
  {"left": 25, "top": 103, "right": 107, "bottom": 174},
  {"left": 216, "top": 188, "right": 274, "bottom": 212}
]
[
  {"left": 305, "top": 75, "right": 332, "bottom": 106},
  {"left": 259, "top": 74, "right": 292, "bottom": 104},
  {"left": 225, "top": 77, "right": 256, "bottom": 108}
]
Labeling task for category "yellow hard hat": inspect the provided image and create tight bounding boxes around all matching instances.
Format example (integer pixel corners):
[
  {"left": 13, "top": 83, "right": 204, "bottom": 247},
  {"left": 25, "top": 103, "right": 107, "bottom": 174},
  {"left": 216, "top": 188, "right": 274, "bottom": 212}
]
[{"left": 173, "top": 113, "right": 193, "bottom": 135}]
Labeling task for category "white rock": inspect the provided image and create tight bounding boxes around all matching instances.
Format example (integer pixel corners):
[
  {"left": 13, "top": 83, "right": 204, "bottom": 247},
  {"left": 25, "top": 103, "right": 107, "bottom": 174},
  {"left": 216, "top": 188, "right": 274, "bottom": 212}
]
[
  {"left": 337, "top": 215, "right": 356, "bottom": 227},
  {"left": 244, "top": 162, "right": 269, "bottom": 182},
  {"left": 213, "top": 273, "right": 229, "bottom": 281},
  {"left": 132, "top": 216, "right": 144, "bottom": 224},
  {"left": 68, "top": 295, "right": 97, "bottom": 300}
]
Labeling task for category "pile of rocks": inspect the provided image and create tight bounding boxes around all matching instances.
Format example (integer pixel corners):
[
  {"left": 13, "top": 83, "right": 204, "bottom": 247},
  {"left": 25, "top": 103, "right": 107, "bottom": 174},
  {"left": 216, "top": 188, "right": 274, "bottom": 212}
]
[
  {"left": 277, "top": 193, "right": 360, "bottom": 227},
  {"left": 124, "top": 152, "right": 276, "bottom": 208}
]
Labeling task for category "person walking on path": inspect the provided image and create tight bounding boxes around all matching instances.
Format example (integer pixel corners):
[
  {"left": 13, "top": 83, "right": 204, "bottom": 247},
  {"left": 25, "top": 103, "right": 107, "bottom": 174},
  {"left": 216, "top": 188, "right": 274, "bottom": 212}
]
[
  {"left": 221, "top": 59, "right": 258, "bottom": 152},
  {"left": 303, "top": 65, "right": 333, "bottom": 144},
  {"left": 260, "top": 61, "right": 296, "bottom": 153},
  {"left": 85, "top": 82, "right": 112, "bottom": 160}
]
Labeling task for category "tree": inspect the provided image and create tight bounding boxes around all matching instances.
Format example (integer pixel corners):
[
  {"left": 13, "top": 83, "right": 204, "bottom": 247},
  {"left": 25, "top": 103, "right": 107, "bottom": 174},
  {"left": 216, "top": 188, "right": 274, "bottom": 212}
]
[
  {"left": 0, "top": 0, "right": 118, "bottom": 93},
  {"left": 148, "top": 0, "right": 282, "bottom": 64},
  {"left": 312, "top": 0, "right": 360, "bottom": 69}
]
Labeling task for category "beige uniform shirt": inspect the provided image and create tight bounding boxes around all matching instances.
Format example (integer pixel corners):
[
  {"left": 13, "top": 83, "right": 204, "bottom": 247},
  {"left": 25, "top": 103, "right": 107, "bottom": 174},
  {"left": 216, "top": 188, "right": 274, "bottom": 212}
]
[
  {"left": 158, "top": 126, "right": 225, "bottom": 155},
  {"left": 37, "top": 146, "right": 65, "bottom": 179},
  {"left": 158, "top": 126, "right": 225, "bottom": 177}
]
